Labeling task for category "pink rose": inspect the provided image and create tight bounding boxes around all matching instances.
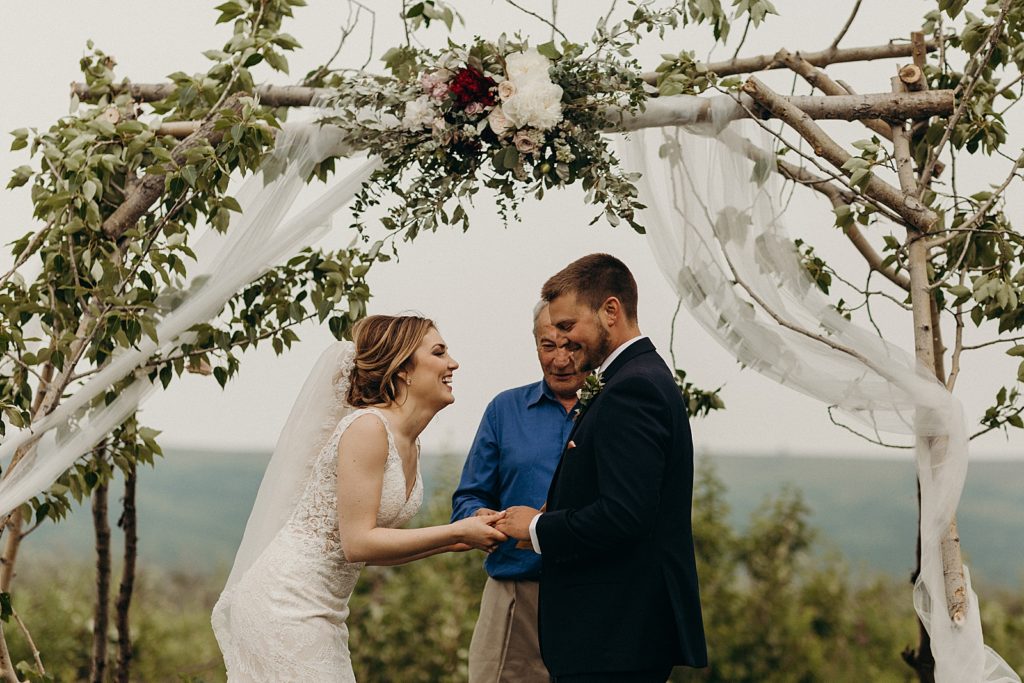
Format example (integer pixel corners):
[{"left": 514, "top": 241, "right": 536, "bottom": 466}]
[
  {"left": 513, "top": 129, "right": 540, "bottom": 154},
  {"left": 465, "top": 101, "right": 484, "bottom": 116}
]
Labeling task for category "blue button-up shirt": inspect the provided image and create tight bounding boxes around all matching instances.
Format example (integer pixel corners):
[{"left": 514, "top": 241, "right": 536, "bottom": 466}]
[{"left": 451, "top": 379, "right": 576, "bottom": 580}]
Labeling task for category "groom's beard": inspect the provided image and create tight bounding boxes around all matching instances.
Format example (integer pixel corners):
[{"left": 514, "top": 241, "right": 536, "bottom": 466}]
[{"left": 577, "top": 326, "right": 614, "bottom": 372}]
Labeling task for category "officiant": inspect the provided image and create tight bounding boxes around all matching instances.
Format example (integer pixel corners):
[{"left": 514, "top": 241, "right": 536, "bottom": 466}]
[{"left": 451, "top": 302, "right": 587, "bottom": 682}]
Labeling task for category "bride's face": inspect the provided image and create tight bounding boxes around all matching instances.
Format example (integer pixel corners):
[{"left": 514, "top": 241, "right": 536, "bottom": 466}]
[{"left": 403, "top": 327, "right": 459, "bottom": 409}]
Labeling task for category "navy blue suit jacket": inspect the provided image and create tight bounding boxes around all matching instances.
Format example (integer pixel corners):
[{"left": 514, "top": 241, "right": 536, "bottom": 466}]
[{"left": 535, "top": 338, "right": 707, "bottom": 675}]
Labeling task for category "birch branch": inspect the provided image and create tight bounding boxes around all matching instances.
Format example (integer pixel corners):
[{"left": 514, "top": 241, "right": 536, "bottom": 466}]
[
  {"left": 101, "top": 93, "right": 246, "bottom": 240},
  {"left": 829, "top": 0, "right": 863, "bottom": 51},
  {"left": 609, "top": 90, "right": 953, "bottom": 132},
  {"left": 740, "top": 77, "right": 939, "bottom": 233},
  {"left": 641, "top": 39, "right": 935, "bottom": 84},
  {"left": 72, "top": 82, "right": 327, "bottom": 108},
  {"left": 776, "top": 48, "right": 892, "bottom": 141},
  {"left": 891, "top": 73, "right": 967, "bottom": 627},
  {"left": 773, "top": 156, "right": 911, "bottom": 291}
]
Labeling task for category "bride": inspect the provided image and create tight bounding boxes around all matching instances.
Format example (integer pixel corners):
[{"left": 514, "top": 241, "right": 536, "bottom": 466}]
[{"left": 212, "top": 314, "right": 508, "bottom": 681}]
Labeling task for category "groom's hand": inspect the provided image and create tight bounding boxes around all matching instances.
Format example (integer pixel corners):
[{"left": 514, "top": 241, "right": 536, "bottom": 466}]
[{"left": 494, "top": 505, "right": 540, "bottom": 541}]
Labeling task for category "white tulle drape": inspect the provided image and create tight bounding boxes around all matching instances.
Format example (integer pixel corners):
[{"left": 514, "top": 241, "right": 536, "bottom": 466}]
[
  {"left": 620, "top": 121, "right": 1019, "bottom": 682},
  {"left": 0, "top": 122, "right": 378, "bottom": 520}
]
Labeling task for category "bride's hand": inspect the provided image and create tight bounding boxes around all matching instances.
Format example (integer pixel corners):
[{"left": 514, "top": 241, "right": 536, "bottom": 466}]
[{"left": 453, "top": 513, "right": 508, "bottom": 552}]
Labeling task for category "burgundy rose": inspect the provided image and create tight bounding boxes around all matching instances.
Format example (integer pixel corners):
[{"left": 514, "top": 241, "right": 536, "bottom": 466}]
[{"left": 448, "top": 67, "right": 497, "bottom": 109}]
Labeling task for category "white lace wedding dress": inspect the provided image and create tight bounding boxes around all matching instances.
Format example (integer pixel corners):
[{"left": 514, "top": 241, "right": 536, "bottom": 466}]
[{"left": 213, "top": 408, "right": 424, "bottom": 682}]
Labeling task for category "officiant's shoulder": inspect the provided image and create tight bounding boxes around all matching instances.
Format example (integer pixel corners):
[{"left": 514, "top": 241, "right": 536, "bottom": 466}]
[{"left": 487, "top": 380, "right": 549, "bottom": 410}]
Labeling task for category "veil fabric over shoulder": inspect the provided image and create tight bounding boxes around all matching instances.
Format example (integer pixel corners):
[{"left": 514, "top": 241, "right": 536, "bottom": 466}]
[{"left": 211, "top": 340, "right": 356, "bottom": 644}]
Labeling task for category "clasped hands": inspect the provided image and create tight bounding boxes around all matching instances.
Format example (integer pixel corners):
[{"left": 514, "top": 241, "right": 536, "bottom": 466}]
[{"left": 475, "top": 505, "right": 544, "bottom": 552}]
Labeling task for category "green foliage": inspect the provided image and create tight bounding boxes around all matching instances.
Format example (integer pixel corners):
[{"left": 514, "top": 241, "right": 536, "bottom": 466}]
[
  {"left": 6, "top": 465, "right": 1022, "bottom": 681},
  {"left": 1, "top": 0, "right": 378, "bottom": 531},
  {"left": 674, "top": 368, "right": 726, "bottom": 418}
]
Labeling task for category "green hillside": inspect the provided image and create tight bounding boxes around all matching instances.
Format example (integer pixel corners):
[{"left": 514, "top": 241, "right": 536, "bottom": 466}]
[{"left": 25, "top": 449, "right": 1024, "bottom": 589}]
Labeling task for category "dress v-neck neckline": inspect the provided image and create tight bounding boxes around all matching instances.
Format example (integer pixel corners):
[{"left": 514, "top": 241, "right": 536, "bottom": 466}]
[{"left": 364, "top": 408, "right": 419, "bottom": 503}]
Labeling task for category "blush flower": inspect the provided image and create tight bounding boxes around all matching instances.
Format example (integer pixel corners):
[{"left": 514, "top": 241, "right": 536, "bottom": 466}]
[
  {"left": 401, "top": 95, "right": 437, "bottom": 130},
  {"left": 497, "top": 80, "right": 516, "bottom": 100},
  {"left": 513, "top": 129, "right": 542, "bottom": 154},
  {"left": 488, "top": 106, "right": 512, "bottom": 137},
  {"left": 420, "top": 68, "right": 452, "bottom": 100}
]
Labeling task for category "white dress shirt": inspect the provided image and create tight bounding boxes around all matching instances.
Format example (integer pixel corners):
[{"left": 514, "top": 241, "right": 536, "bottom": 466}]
[{"left": 527, "top": 335, "right": 647, "bottom": 553}]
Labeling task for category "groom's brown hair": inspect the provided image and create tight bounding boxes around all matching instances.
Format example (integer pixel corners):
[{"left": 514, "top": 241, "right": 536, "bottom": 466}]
[{"left": 541, "top": 253, "right": 638, "bottom": 321}]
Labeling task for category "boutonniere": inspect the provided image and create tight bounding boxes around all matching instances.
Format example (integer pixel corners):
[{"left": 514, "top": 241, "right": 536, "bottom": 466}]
[{"left": 573, "top": 370, "right": 605, "bottom": 420}]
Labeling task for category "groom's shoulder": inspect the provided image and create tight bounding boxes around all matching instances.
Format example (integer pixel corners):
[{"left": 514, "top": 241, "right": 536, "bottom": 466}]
[{"left": 611, "top": 355, "right": 681, "bottom": 400}]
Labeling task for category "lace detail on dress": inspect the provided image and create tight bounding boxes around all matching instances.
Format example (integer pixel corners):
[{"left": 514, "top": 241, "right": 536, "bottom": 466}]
[
  {"left": 213, "top": 407, "right": 423, "bottom": 682},
  {"left": 283, "top": 407, "right": 423, "bottom": 556}
]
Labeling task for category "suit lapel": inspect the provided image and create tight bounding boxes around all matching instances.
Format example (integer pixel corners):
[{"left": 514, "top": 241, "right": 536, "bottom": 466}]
[{"left": 546, "top": 338, "right": 658, "bottom": 503}]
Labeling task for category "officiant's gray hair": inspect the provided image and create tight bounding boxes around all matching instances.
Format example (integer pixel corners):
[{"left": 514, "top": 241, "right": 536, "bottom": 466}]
[{"left": 532, "top": 300, "right": 548, "bottom": 339}]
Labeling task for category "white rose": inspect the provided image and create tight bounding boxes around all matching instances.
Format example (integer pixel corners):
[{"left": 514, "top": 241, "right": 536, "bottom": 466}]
[
  {"left": 505, "top": 48, "right": 553, "bottom": 85},
  {"left": 401, "top": 95, "right": 436, "bottom": 130},
  {"left": 501, "top": 81, "right": 563, "bottom": 131},
  {"left": 488, "top": 105, "right": 512, "bottom": 137},
  {"left": 497, "top": 80, "right": 516, "bottom": 101}
]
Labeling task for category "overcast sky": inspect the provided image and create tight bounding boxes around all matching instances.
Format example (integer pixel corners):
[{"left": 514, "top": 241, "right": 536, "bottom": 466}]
[{"left": 2, "top": 1, "right": 1022, "bottom": 460}]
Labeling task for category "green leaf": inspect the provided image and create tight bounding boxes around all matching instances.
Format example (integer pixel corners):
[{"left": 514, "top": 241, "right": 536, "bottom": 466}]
[
  {"left": 1006, "top": 345, "right": 1024, "bottom": 357},
  {"left": 536, "top": 41, "right": 562, "bottom": 60},
  {"left": 159, "top": 364, "right": 172, "bottom": 389},
  {"left": 180, "top": 165, "right": 198, "bottom": 188},
  {"left": 948, "top": 285, "right": 971, "bottom": 299},
  {"left": 215, "top": 0, "right": 245, "bottom": 23}
]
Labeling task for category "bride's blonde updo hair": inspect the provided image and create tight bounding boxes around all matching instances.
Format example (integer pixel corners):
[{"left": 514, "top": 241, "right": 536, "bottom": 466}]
[{"left": 346, "top": 314, "right": 436, "bottom": 408}]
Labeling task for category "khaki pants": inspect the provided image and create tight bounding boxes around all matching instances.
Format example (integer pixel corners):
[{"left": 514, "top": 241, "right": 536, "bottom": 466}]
[{"left": 468, "top": 578, "right": 549, "bottom": 683}]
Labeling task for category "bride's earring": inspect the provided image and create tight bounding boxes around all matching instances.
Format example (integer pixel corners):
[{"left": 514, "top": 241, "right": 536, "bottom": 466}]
[{"left": 406, "top": 378, "right": 412, "bottom": 385}]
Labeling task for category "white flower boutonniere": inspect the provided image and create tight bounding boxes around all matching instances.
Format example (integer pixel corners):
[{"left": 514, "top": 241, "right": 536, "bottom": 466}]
[{"left": 574, "top": 370, "right": 605, "bottom": 420}]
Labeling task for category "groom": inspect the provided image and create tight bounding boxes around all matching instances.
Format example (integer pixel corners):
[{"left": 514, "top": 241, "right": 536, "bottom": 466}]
[{"left": 497, "top": 253, "right": 707, "bottom": 682}]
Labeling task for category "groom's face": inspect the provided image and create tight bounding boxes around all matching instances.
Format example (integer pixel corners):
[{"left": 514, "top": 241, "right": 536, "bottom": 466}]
[{"left": 547, "top": 292, "right": 613, "bottom": 373}]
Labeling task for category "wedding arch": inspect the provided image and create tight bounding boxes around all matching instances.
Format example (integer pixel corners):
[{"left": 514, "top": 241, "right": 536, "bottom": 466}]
[{"left": 1, "top": 1, "right": 1023, "bottom": 681}]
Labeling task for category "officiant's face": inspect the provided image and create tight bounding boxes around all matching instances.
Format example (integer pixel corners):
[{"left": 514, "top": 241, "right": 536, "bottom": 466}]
[
  {"left": 547, "top": 292, "right": 613, "bottom": 373},
  {"left": 535, "top": 308, "right": 588, "bottom": 397}
]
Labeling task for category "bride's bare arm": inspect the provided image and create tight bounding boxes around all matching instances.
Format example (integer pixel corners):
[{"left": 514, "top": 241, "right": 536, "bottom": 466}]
[
  {"left": 336, "top": 415, "right": 506, "bottom": 563},
  {"left": 365, "top": 543, "right": 471, "bottom": 567}
]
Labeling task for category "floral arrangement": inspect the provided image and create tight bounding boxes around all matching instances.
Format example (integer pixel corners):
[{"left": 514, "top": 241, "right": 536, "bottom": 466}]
[
  {"left": 575, "top": 369, "right": 606, "bottom": 419},
  {"left": 319, "top": 37, "right": 648, "bottom": 241}
]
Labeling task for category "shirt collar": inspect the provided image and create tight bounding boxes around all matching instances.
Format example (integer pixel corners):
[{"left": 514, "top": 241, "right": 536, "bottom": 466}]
[
  {"left": 527, "top": 379, "right": 555, "bottom": 408},
  {"left": 598, "top": 335, "right": 646, "bottom": 375}
]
